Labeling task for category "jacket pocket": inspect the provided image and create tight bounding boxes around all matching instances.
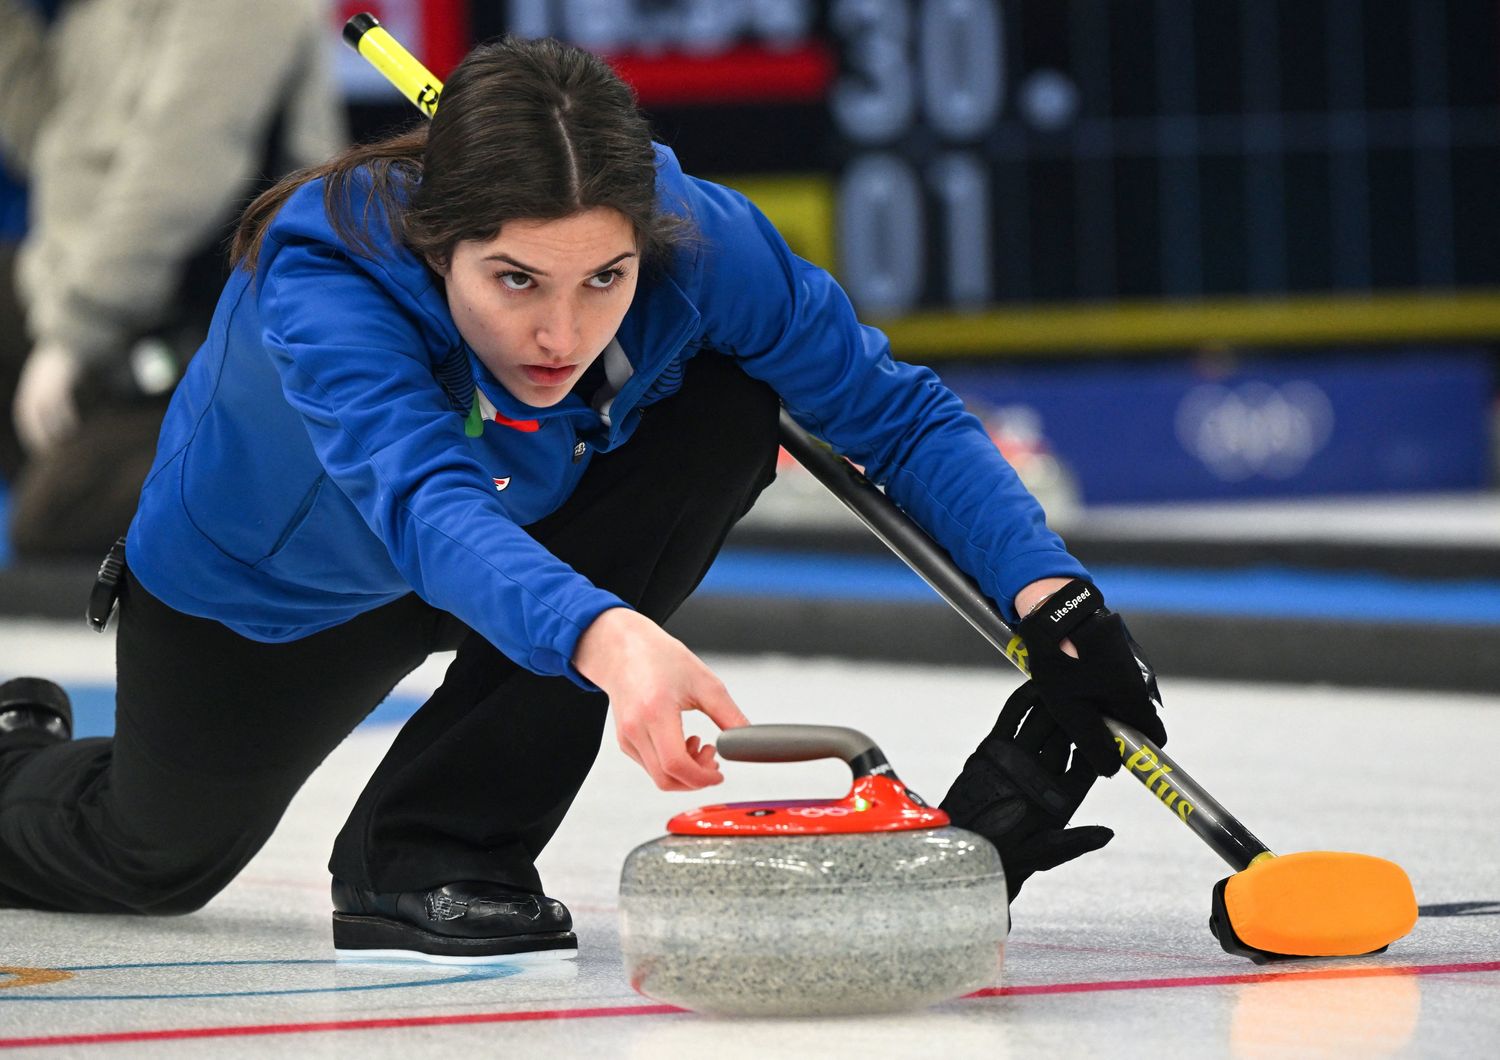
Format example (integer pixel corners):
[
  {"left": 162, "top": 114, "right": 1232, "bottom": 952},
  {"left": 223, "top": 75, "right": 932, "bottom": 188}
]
[{"left": 262, "top": 476, "right": 325, "bottom": 561}]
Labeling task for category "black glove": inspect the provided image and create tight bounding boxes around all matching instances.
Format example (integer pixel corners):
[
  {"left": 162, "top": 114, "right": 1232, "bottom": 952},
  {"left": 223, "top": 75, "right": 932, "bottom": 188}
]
[
  {"left": 941, "top": 681, "right": 1113, "bottom": 902},
  {"left": 1016, "top": 578, "right": 1166, "bottom": 776}
]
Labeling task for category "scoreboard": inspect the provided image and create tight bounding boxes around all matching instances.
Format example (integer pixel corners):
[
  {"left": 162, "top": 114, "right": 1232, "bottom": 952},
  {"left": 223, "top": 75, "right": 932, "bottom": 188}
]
[{"left": 463, "top": 0, "right": 1500, "bottom": 353}]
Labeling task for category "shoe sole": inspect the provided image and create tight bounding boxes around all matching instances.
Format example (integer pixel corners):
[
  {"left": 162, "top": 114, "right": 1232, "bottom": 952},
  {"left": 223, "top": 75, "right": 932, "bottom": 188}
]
[
  {"left": 332, "top": 912, "right": 577, "bottom": 964},
  {"left": 333, "top": 946, "right": 578, "bottom": 966}
]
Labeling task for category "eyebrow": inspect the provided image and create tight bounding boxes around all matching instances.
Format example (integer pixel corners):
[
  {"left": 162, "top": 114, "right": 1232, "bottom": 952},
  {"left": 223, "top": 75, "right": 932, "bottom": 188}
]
[{"left": 482, "top": 251, "right": 636, "bottom": 276}]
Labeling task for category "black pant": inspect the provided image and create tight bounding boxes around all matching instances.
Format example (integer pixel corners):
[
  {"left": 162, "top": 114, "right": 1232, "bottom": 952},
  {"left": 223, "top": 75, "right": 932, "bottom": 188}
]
[{"left": 0, "top": 355, "right": 780, "bottom": 914}]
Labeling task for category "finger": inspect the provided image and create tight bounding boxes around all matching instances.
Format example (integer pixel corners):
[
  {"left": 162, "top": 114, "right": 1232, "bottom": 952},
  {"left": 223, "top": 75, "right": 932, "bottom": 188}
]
[
  {"left": 1079, "top": 729, "right": 1123, "bottom": 776},
  {"left": 647, "top": 714, "right": 722, "bottom": 790},
  {"left": 1104, "top": 703, "right": 1168, "bottom": 748},
  {"left": 1011, "top": 701, "right": 1056, "bottom": 755},
  {"left": 660, "top": 749, "right": 720, "bottom": 789},
  {"left": 1121, "top": 715, "right": 1168, "bottom": 748},
  {"left": 1059, "top": 746, "right": 1101, "bottom": 800},
  {"left": 640, "top": 739, "right": 693, "bottom": 791},
  {"left": 1035, "top": 727, "right": 1071, "bottom": 774},
  {"left": 1136, "top": 712, "right": 1169, "bottom": 747},
  {"left": 618, "top": 719, "right": 680, "bottom": 790},
  {"left": 679, "top": 734, "right": 724, "bottom": 785},
  {"left": 1069, "top": 610, "right": 1115, "bottom": 650},
  {"left": 1014, "top": 825, "right": 1114, "bottom": 878},
  {"left": 687, "top": 738, "right": 719, "bottom": 773},
  {"left": 645, "top": 738, "right": 700, "bottom": 790},
  {"left": 995, "top": 682, "right": 1039, "bottom": 739},
  {"left": 659, "top": 731, "right": 723, "bottom": 789},
  {"left": 696, "top": 683, "right": 749, "bottom": 732}
]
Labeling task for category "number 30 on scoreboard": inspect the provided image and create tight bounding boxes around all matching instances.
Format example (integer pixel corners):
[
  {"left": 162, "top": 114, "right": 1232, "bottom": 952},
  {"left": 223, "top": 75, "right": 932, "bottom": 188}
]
[{"left": 831, "top": 0, "right": 1012, "bottom": 315}]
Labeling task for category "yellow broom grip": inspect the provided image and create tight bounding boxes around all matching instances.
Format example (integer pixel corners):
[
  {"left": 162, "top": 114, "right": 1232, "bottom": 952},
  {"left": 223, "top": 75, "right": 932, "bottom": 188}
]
[{"left": 343, "top": 12, "right": 443, "bottom": 117}]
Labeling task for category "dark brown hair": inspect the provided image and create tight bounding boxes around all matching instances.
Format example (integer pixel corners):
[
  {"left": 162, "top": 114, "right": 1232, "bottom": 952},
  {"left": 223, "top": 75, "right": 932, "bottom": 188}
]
[{"left": 233, "top": 36, "right": 691, "bottom": 272}]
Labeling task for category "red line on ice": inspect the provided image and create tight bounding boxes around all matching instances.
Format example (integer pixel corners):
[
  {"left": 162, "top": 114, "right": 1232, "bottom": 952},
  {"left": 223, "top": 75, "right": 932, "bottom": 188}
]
[
  {"left": 0, "top": 1003, "right": 685, "bottom": 1049},
  {"left": 3, "top": 960, "right": 1497, "bottom": 1049},
  {"left": 970, "top": 958, "right": 1500, "bottom": 998}
]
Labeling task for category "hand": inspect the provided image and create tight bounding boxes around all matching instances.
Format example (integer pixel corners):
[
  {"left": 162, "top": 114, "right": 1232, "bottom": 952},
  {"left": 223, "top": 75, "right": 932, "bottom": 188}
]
[
  {"left": 1014, "top": 578, "right": 1166, "bottom": 775},
  {"left": 1015, "top": 576, "right": 1080, "bottom": 658},
  {"left": 574, "top": 607, "right": 750, "bottom": 790},
  {"left": 13, "top": 343, "right": 83, "bottom": 454},
  {"left": 941, "top": 681, "right": 1113, "bottom": 901}
]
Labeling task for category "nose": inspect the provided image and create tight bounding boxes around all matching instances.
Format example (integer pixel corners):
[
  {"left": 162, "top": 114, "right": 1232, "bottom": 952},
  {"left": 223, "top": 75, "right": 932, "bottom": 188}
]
[{"left": 534, "top": 294, "right": 581, "bottom": 361}]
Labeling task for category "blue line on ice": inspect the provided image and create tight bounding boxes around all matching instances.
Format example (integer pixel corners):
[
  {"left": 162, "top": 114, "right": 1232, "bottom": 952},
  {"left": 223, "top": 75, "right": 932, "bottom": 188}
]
[{"left": 0, "top": 959, "right": 514, "bottom": 1002}]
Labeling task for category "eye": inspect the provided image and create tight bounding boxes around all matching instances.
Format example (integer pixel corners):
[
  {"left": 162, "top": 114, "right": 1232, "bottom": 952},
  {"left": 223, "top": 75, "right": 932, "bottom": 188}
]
[
  {"left": 587, "top": 267, "right": 627, "bottom": 290},
  {"left": 497, "top": 271, "right": 534, "bottom": 291}
]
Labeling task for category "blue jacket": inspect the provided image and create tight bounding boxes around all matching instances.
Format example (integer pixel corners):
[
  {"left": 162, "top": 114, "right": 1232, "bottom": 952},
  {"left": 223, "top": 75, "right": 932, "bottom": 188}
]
[{"left": 127, "top": 145, "right": 1085, "bottom": 687}]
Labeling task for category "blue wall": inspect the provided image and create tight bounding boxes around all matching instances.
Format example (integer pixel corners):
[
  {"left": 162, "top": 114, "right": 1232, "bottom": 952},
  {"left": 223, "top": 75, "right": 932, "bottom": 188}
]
[{"left": 941, "top": 349, "right": 1494, "bottom": 503}]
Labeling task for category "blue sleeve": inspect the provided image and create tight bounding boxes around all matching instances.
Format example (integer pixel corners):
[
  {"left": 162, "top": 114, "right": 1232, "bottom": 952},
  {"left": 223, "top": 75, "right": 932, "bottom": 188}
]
[
  {"left": 680, "top": 174, "right": 1087, "bottom": 621},
  {"left": 258, "top": 237, "right": 625, "bottom": 685}
]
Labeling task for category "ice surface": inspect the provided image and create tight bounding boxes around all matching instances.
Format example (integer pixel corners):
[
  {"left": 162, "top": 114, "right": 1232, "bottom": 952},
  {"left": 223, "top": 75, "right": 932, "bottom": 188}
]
[{"left": 1, "top": 620, "right": 1497, "bottom": 1056}]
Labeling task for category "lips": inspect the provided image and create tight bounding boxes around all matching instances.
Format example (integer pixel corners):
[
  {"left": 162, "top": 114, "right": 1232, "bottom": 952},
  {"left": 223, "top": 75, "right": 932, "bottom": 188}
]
[{"left": 522, "top": 364, "right": 575, "bottom": 386}]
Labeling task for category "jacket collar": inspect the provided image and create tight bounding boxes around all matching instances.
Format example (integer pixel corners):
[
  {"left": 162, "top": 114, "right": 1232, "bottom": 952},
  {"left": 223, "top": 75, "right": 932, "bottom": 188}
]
[{"left": 613, "top": 267, "right": 702, "bottom": 380}]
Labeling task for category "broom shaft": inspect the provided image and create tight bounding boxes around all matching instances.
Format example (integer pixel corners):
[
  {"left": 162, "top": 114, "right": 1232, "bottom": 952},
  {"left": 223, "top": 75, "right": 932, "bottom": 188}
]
[{"left": 777, "top": 410, "right": 1272, "bottom": 872}]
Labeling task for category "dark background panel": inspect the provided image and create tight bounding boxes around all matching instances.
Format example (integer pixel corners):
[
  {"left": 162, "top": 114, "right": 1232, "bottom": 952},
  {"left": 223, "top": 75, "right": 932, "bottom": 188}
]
[
  {"left": 990, "top": 155, "right": 1035, "bottom": 302},
  {"left": 646, "top": 105, "right": 832, "bottom": 176},
  {"left": 1445, "top": 0, "right": 1500, "bottom": 107},
  {"left": 1275, "top": 0, "right": 1330, "bottom": 114},
  {"left": 1282, "top": 151, "right": 1335, "bottom": 291},
  {"left": 1105, "top": 2, "right": 1160, "bottom": 120},
  {"left": 1362, "top": 0, "right": 1414, "bottom": 112},
  {"left": 1112, "top": 155, "right": 1163, "bottom": 298},
  {"left": 1367, "top": 147, "right": 1418, "bottom": 291},
  {"left": 1451, "top": 145, "right": 1500, "bottom": 286},
  {"left": 1026, "top": 157, "right": 1080, "bottom": 300},
  {"left": 351, "top": 0, "right": 1500, "bottom": 311},
  {"left": 1193, "top": 1, "right": 1245, "bottom": 117},
  {"left": 1198, "top": 153, "right": 1249, "bottom": 295}
]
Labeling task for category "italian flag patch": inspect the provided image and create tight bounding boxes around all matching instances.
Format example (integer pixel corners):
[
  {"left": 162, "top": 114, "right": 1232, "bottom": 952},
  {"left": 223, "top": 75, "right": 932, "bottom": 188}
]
[{"left": 466, "top": 388, "right": 541, "bottom": 437}]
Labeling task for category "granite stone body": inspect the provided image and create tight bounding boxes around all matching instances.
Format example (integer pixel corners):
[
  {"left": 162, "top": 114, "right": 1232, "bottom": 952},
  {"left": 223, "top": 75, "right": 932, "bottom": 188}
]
[{"left": 619, "top": 826, "right": 1008, "bottom": 1016}]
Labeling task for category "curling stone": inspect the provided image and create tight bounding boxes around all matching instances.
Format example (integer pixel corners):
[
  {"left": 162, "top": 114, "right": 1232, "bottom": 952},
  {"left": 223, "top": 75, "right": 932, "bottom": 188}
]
[{"left": 618, "top": 725, "right": 1008, "bottom": 1017}]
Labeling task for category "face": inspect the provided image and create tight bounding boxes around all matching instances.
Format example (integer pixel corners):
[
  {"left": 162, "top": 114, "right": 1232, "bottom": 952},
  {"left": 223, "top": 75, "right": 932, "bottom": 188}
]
[{"left": 438, "top": 208, "right": 640, "bottom": 407}]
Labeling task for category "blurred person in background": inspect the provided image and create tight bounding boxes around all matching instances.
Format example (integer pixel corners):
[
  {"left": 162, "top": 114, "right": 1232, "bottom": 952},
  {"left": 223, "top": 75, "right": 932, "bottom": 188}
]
[
  {"left": 0, "top": 0, "right": 60, "bottom": 488},
  {"left": 0, "top": 160, "right": 32, "bottom": 485},
  {"left": 0, "top": 0, "right": 344, "bottom": 559}
]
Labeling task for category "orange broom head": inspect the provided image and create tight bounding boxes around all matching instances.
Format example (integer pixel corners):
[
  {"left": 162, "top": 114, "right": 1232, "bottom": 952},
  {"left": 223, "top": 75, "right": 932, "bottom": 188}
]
[{"left": 1223, "top": 851, "right": 1418, "bottom": 958}]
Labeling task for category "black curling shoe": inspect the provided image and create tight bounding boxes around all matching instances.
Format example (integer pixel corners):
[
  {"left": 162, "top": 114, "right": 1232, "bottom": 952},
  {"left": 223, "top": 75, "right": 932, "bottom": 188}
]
[
  {"left": 331, "top": 878, "right": 577, "bottom": 964},
  {"left": 0, "top": 677, "right": 73, "bottom": 745}
]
